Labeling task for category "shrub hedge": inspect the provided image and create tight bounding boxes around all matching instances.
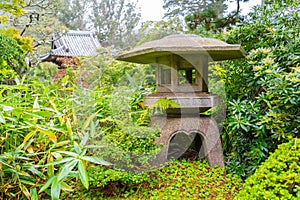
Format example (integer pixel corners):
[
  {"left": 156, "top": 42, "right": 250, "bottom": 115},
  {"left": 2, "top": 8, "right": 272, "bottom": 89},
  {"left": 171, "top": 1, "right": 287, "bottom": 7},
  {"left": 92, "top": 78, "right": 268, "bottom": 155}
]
[{"left": 236, "top": 138, "right": 300, "bottom": 199}]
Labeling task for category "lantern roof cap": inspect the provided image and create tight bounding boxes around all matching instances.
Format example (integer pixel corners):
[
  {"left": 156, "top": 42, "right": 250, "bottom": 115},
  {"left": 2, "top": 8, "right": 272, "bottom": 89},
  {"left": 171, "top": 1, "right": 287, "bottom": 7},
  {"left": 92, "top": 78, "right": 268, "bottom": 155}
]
[{"left": 117, "top": 34, "right": 246, "bottom": 64}]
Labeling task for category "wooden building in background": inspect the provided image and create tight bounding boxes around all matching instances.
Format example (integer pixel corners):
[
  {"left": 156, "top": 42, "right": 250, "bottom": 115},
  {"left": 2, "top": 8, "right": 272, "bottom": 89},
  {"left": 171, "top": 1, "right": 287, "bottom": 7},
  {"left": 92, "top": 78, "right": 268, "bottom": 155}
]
[{"left": 40, "top": 30, "right": 101, "bottom": 68}]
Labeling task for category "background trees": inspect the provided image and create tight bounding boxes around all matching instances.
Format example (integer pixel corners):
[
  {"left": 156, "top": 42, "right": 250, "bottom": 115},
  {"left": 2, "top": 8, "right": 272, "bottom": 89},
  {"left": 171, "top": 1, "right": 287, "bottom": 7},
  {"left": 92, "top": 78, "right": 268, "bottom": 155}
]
[
  {"left": 58, "top": 0, "right": 88, "bottom": 31},
  {"left": 88, "top": 0, "right": 141, "bottom": 49},
  {"left": 163, "top": 0, "right": 250, "bottom": 32}
]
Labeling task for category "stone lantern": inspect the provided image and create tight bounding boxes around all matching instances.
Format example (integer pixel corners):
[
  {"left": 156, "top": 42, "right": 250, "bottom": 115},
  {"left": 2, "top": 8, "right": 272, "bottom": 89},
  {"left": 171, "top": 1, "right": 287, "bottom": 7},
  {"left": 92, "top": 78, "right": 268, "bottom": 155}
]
[{"left": 117, "top": 34, "right": 245, "bottom": 167}]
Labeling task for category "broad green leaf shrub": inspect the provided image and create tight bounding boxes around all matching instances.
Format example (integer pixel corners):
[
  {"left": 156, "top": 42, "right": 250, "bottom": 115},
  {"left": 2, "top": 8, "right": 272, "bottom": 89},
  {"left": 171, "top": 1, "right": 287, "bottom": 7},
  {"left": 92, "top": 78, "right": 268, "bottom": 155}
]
[
  {"left": 219, "top": 0, "right": 300, "bottom": 177},
  {"left": 235, "top": 138, "right": 300, "bottom": 200},
  {"left": 78, "top": 159, "right": 243, "bottom": 199}
]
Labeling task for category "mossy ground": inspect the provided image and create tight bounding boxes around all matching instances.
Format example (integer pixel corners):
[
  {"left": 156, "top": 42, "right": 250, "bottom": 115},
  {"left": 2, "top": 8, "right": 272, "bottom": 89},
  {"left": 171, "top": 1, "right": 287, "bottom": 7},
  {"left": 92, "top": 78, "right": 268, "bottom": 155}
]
[{"left": 72, "top": 159, "right": 243, "bottom": 200}]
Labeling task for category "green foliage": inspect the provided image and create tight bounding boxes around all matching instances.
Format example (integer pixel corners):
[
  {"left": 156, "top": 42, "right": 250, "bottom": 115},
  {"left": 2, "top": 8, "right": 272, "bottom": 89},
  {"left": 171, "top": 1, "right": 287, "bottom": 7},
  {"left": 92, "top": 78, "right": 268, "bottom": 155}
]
[
  {"left": 0, "top": 0, "right": 26, "bottom": 25},
  {"left": 78, "top": 159, "right": 243, "bottom": 199},
  {"left": 149, "top": 98, "right": 180, "bottom": 115},
  {"left": 0, "top": 33, "right": 26, "bottom": 80},
  {"left": 0, "top": 75, "right": 113, "bottom": 199},
  {"left": 27, "top": 62, "right": 59, "bottom": 82},
  {"left": 0, "top": 50, "right": 162, "bottom": 199},
  {"left": 236, "top": 138, "right": 300, "bottom": 199},
  {"left": 90, "top": 123, "right": 161, "bottom": 171},
  {"left": 218, "top": 0, "right": 300, "bottom": 178}
]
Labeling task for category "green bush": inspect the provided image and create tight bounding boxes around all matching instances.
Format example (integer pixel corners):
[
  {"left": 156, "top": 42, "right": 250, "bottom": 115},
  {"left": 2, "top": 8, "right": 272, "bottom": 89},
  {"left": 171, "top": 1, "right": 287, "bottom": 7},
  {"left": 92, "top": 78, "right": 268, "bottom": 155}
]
[
  {"left": 0, "top": 28, "right": 33, "bottom": 81},
  {"left": 90, "top": 123, "right": 161, "bottom": 170},
  {"left": 0, "top": 33, "right": 26, "bottom": 80},
  {"left": 219, "top": 0, "right": 300, "bottom": 177},
  {"left": 236, "top": 138, "right": 300, "bottom": 200},
  {"left": 27, "top": 62, "right": 59, "bottom": 82}
]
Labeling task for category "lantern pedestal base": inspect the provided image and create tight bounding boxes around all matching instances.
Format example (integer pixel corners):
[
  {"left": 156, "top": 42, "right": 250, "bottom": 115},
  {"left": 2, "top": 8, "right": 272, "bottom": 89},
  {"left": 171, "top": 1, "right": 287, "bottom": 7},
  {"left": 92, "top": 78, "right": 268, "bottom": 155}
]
[{"left": 151, "top": 115, "right": 224, "bottom": 167}]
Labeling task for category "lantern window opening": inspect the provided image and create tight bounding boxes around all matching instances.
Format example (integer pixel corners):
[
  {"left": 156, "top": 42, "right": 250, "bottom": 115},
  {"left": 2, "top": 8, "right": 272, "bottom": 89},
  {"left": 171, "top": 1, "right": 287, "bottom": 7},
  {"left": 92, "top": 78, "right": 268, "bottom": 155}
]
[{"left": 178, "top": 69, "right": 197, "bottom": 85}]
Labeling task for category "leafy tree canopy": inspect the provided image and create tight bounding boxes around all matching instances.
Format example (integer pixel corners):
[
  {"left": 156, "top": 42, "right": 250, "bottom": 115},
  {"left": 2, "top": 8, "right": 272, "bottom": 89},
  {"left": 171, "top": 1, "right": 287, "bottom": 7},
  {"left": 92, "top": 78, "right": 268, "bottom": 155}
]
[
  {"left": 57, "top": 0, "right": 88, "bottom": 30},
  {"left": 163, "top": 0, "right": 250, "bottom": 32},
  {"left": 0, "top": 0, "right": 26, "bottom": 25},
  {"left": 88, "top": 0, "right": 141, "bottom": 49},
  {"left": 1, "top": 0, "right": 68, "bottom": 62}
]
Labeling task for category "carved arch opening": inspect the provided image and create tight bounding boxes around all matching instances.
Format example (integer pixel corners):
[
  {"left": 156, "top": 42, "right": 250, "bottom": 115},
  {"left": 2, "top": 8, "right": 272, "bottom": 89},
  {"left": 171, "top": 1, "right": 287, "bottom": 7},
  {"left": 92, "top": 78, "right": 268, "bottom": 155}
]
[{"left": 167, "top": 131, "right": 205, "bottom": 161}]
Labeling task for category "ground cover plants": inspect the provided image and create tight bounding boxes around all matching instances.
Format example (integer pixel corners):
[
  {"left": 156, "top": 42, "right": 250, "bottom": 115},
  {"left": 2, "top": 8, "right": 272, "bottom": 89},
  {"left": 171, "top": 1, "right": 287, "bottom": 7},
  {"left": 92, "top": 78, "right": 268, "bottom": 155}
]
[{"left": 77, "top": 159, "right": 243, "bottom": 200}]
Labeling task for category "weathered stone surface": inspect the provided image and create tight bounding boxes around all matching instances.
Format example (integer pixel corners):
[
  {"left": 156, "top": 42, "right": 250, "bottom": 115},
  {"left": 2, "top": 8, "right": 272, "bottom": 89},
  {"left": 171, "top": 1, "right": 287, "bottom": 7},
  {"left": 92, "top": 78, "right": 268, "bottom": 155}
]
[
  {"left": 117, "top": 34, "right": 245, "bottom": 64},
  {"left": 144, "top": 92, "right": 220, "bottom": 111},
  {"left": 151, "top": 115, "right": 224, "bottom": 167}
]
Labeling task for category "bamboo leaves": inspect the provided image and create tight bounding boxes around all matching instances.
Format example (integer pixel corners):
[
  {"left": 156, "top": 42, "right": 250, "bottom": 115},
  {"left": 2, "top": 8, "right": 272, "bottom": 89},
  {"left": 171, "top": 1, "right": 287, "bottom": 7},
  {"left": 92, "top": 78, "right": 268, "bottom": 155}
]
[
  {"left": 42, "top": 141, "right": 111, "bottom": 199},
  {"left": 0, "top": 79, "right": 113, "bottom": 199}
]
